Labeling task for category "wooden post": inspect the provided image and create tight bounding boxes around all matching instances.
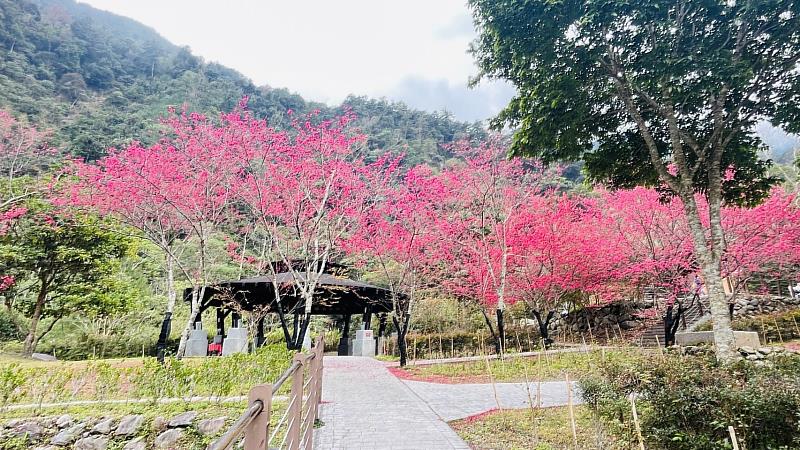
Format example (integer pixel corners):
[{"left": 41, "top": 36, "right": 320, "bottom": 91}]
[
  {"left": 315, "top": 336, "right": 324, "bottom": 420},
  {"left": 244, "top": 384, "right": 271, "bottom": 450},
  {"left": 287, "top": 354, "right": 305, "bottom": 450},
  {"left": 566, "top": 373, "right": 577, "bottom": 449},
  {"left": 774, "top": 317, "right": 784, "bottom": 343},
  {"left": 728, "top": 426, "right": 740, "bottom": 450},
  {"left": 630, "top": 395, "right": 645, "bottom": 450}
]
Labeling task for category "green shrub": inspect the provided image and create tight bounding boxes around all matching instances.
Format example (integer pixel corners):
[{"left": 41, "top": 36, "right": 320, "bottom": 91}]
[
  {"left": 0, "top": 363, "right": 26, "bottom": 408},
  {"left": 580, "top": 353, "right": 800, "bottom": 449}
]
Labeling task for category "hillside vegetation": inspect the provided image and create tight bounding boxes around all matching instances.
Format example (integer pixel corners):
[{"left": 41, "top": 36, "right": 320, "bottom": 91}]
[{"left": 0, "top": 0, "right": 485, "bottom": 163}]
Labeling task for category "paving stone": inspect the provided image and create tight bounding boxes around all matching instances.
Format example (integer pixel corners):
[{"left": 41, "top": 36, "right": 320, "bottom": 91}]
[
  {"left": 152, "top": 416, "right": 168, "bottom": 432},
  {"left": 154, "top": 428, "right": 182, "bottom": 448},
  {"left": 197, "top": 416, "right": 226, "bottom": 436},
  {"left": 114, "top": 415, "right": 144, "bottom": 436},
  {"left": 50, "top": 424, "right": 83, "bottom": 446},
  {"left": 13, "top": 421, "right": 43, "bottom": 440},
  {"left": 313, "top": 356, "right": 469, "bottom": 449}
]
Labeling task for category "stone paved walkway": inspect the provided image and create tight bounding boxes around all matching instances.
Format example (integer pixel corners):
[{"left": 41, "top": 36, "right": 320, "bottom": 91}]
[{"left": 313, "top": 356, "right": 470, "bottom": 450}]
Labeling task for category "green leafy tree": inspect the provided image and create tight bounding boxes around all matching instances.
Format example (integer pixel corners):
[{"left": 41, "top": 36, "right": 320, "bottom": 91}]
[
  {"left": 469, "top": 0, "right": 800, "bottom": 360},
  {"left": 0, "top": 210, "right": 131, "bottom": 355}
]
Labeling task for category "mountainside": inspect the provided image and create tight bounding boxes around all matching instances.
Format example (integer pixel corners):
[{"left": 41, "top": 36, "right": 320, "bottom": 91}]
[{"left": 0, "top": 0, "right": 485, "bottom": 164}]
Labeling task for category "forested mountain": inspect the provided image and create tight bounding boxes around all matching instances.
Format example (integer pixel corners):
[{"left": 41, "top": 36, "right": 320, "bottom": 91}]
[{"left": 0, "top": 0, "right": 485, "bottom": 163}]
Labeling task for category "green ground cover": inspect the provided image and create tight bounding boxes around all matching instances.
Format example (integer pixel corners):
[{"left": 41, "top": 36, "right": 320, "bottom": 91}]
[
  {"left": 399, "top": 348, "right": 647, "bottom": 383},
  {"left": 451, "top": 406, "right": 621, "bottom": 450},
  {"left": 0, "top": 345, "right": 293, "bottom": 408}
]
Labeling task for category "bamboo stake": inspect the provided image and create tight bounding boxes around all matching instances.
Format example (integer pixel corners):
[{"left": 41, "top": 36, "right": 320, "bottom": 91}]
[
  {"left": 566, "top": 373, "right": 578, "bottom": 449},
  {"left": 536, "top": 351, "right": 543, "bottom": 409},
  {"left": 774, "top": 317, "right": 784, "bottom": 343},
  {"left": 630, "top": 395, "right": 645, "bottom": 450},
  {"left": 792, "top": 315, "right": 800, "bottom": 339},
  {"left": 654, "top": 335, "right": 664, "bottom": 360},
  {"left": 515, "top": 332, "right": 536, "bottom": 419},
  {"left": 728, "top": 426, "right": 740, "bottom": 450},
  {"left": 481, "top": 339, "right": 502, "bottom": 411}
]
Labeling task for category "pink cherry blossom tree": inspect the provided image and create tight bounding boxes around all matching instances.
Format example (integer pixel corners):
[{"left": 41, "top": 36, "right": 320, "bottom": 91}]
[
  {"left": 70, "top": 104, "right": 245, "bottom": 357},
  {"left": 235, "top": 111, "right": 397, "bottom": 349},
  {"left": 344, "top": 164, "right": 442, "bottom": 365},
  {"left": 509, "top": 194, "right": 625, "bottom": 347},
  {"left": 431, "top": 140, "right": 552, "bottom": 354}
]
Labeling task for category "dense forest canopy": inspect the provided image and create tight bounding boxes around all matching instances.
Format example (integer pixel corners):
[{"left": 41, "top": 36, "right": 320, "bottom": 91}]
[{"left": 0, "top": 0, "right": 486, "bottom": 164}]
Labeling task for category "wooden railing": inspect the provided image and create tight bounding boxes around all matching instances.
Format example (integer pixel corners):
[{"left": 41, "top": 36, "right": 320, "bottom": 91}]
[{"left": 210, "top": 336, "right": 324, "bottom": 450}]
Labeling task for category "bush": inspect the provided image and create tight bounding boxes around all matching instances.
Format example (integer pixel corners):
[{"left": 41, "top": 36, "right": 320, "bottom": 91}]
[{"left": 580, "top": 353, "right": 800, "bottom": 449}]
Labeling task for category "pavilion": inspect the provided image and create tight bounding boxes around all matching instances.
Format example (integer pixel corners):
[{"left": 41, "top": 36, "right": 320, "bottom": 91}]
[{"left": 175, "top": 261, "right": 396, "bottom": 357}]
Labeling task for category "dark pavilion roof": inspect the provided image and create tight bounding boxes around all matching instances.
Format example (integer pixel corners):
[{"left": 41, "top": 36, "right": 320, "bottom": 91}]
[{"left": 186, "top": 271, "right": 396, "bottom": 315}]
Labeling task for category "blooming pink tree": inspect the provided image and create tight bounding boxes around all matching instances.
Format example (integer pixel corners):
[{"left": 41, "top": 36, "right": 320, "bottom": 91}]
[
  {"left": 0, "top": 110, "right": 53, "bottom": 235},
  {"left": 236, "top": 111, "right": 396, "bottom": 349},
  {"left": 509, "top": 194, "right": 625, "bottom": 347},
  {"left": 721, "top": 189, "right": 800, "bottom": 295},
  {"left": 345, "top": 164, "right": 442, "bottom": 365},
  {"left": 70, "top": 104, "right": 245, "bottom": 357},
  {"left": 431, "top": 140, "right": 552, "bottom": 354}
]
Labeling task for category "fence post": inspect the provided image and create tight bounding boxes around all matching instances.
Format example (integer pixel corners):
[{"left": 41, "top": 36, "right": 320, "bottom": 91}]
[
  {"left": 244, "top": 384, "right": 271, "bottom": 450},
  {"left": 315, "top": 335, "right": 324, "bottom": 420},
  {"left": 287, "top": 354, "right": 305, "bottom": 450}
]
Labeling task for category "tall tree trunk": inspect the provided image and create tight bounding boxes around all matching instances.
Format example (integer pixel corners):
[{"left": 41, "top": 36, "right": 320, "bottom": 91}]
[
  {"left": 22, "top": 283, "right": 48, "bottom": 356},
  {"left": 532, "top": 310, "right": 555, "bottom": 349},
  {"left": 176, "top": 285, "right": 204, "bottom": 358},
  {"left": 496, "top": 307, "right": 506, "bottom": 354},
  {"left": 393, "top": 315, "right": 411, "bottom": 367},
  {"left": 682, "top": 195, "right": 736, "bottom": 361},
  {"left": 156, "top": 254, "right": 177, "bottom": 361},
  {"left": 480, "top": 308, "right": 501, "bottom": 354}
]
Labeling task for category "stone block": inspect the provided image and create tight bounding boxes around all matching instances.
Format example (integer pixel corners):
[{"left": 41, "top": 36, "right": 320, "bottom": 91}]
[
  {"left": 675, "top": 331, "right": 760, "bottom": 349},
  {"left": 352, "top": 329, "right": 376, "bottom": 357},
  {"left": 221, "top": 328, "right": 248, "bottom": 355},
  {"left": 184, "top": 329, "right": 208, "bottom": 357}
]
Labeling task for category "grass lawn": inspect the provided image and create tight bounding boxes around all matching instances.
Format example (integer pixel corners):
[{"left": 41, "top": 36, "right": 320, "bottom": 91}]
[
  {"left": 450, "top": 406, "right": 621, "bottom": 450},
  {"left": 396, "top": 348, "right": 646, "bottom": 383}
]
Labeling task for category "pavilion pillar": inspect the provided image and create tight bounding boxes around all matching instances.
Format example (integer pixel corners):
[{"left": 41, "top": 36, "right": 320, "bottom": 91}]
[
  {"left": 362, "top": 307, "right": 373, "bottom": 330},
  {"left": 256, "top": 318, "right": 265, "bottom": 348},
  {"left": 215, "top": 308, "right": 226, "bottom": 338},
  {"left": 338, "top": 314, "right": 351, "bottom": 356},
  {"left": 231, "top": 312, "right": 241, "bottom": 328},
  {"left": 376, "top": 313, "right": 387, "bottom": 356},
  {"left": 377, "top": 314, "right": 387, "bottom": 337}
]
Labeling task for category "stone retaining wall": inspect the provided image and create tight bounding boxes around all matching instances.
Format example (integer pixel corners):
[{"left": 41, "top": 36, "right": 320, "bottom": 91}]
[
  {"left": 732, "top": 294, "right": 800, "bottom": 318},
  {"left": 548, "top": 301, "right": 655, "bottom": 335}
]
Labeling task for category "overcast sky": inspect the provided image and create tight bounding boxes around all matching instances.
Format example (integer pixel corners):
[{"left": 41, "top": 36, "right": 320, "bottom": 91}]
[{"left": 79, "top": 0, "right": 515, "bottom": 122}]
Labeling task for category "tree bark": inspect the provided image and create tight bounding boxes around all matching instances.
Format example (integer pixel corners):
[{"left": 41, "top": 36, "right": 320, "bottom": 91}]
[
  {"left": 496, "top": 308, "right": 506, "bottom": 354},
  {"left": 480, "top": 308, "right": 501, "bottom": 354},
  {"left": 681, "top": 196, "right": 736, "bottom": 361},
  {"left": 532, "top": 310, "right": 555, "bottom": 349},
  {"left": 22, "top": 281, "right": 48, "bottom": 356},
  {"left": 393, "top": 315, "right": 411, "bottom": 367},
  {"left": 663, "top": 303, "right": 685, "bottom": 346},
  {"left": 175, "top": 285, "right": 204, "bottom": 358}
]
